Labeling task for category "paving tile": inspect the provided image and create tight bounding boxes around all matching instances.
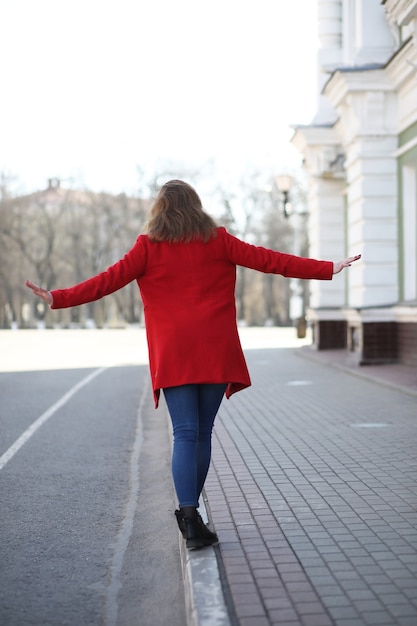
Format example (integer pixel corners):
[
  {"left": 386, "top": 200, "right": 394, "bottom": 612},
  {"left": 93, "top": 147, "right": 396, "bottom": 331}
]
[
  {"left": 267, "top": 607, "right": 299, "bottom": 622},
  {"left": 392, "top": 618, "right": 417, "bottom": 626},
  {"left": 389, "top": 603, "right": 417, "bottom": 618},
  {"left": 300, "top": 613, "right": 333, "bottom": 626},
  {"left": 320, "top": 594, "right": 352, "bottom": 609},
  {"left": 327, "top": 604, "right": 361, "bottom": 620},
  {"left": 251, "top": 567, "right": 278, "bottom": 579},
  {"left": 346, "top": 588, "right": 378, "bottom": 601},
  {"left": 227, "top": 572, "right": 255, "bottom": 584},
  {"left": 204, "top": 344, "right": 417, "bottom": 626},
  {"left": 289, "top": 591, "right": 323, "bottom": 605},
  {"left": 353, "top": 598, "right": 386, "bottom": 612},
  {"left": 239, "top": 618, "right": 270, "bottom": 626},
  {"left": 264, "top": 597, "right": 295, "bottom": 611},
  {"left": 359, "top": 611, "right": 394, "bottom": 625},
  {"left": 261, "top": 584, "right": 288, "bottom": 598},
  {"left": 228, "top": 578, "right": 257, "bottom": 592}
]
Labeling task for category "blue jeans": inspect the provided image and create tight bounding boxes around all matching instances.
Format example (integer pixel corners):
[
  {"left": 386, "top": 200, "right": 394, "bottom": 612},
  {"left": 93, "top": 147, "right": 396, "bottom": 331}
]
[{"left": 163, "top": 383, "right": 227, "bottom": 508}]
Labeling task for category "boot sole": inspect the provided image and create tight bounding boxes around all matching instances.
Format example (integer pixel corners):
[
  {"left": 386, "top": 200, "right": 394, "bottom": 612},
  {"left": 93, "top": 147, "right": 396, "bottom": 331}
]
[{"left": 186, "top": 537, "right": 218, "bottom": 549}]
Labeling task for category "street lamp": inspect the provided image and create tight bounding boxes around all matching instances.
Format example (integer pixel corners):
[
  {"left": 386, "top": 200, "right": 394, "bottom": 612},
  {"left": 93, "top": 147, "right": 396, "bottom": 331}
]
[
  {"left": 275, "top": 174, "right": 293, "bottom": 218},
  {"left": 275, "top": 174, "right": 309, "bottom": 338}
]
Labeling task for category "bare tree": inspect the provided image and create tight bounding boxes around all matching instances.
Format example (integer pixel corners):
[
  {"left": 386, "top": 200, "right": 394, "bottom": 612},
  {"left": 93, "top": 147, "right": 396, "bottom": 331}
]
[
  {"left": 0, "top": 186, "right": 64, "bottom": 326},
  {"left": 1, "top": 165, "right": 304, "bottom": 329},
  {"left": 212, "top": 171, "right": 296, "bottom": 326},
  {"left": 54, "top": 188, "right": 148, "bottom": 327},
  {"left": 0, "top": 178, "right": 149, "bottom": 328}
]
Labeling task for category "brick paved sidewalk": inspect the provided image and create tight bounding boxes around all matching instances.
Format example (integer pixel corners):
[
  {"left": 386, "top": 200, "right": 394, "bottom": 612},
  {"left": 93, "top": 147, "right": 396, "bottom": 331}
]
[{"left": 204, "top": 346, "right": 417, "bottom": 626}]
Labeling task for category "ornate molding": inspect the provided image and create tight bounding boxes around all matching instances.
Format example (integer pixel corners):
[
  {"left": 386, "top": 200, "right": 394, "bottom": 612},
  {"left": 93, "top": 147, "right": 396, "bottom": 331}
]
[
  {"left": 384, "top": 0, "right": 417, "bottom": 27},
  {"left": 323, "top": 69, "right": 397, "bottom": 141}
]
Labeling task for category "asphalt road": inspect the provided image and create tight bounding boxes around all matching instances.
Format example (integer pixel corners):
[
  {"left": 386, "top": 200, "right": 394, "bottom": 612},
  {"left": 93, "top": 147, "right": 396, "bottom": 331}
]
[{"left": 0, "top": 329, "right": 186, "bottom": 626}]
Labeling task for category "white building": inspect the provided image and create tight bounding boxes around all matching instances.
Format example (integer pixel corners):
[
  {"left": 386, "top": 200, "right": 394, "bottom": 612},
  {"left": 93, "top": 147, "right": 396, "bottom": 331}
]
[{"left": 292, "top": 0, "right": 417, "bottom": 369}]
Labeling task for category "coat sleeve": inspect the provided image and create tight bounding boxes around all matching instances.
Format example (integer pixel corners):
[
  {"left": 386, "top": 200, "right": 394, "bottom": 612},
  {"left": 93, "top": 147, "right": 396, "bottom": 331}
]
[
  {"left": 221, "top": 229, "right": 333, "bottom": 280},
  {"left": 51, "top": 236, "right": 147, "bottom": 309}
]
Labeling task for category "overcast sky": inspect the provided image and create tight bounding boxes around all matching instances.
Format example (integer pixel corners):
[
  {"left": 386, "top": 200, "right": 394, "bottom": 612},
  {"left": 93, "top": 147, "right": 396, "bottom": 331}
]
[{"left": 0, "top": 0, "right": 319, "bottom": 196}]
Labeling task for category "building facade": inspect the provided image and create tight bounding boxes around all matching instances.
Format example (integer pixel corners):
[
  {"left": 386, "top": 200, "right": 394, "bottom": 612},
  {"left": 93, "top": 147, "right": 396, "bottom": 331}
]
[{"left": 292, "top": 0, "right": 417, "bottom": 368}]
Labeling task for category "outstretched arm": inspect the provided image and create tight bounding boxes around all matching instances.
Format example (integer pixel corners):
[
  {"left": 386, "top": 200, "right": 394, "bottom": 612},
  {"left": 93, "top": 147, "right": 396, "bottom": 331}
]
[
  {"left": 222, "top": 229, "right": 361, "bottom": 280},
  {"left": 25, "top": 280, "right": 53, "bottom": 306},
  {"left": 24, "top": 235, "right": 147, "bottom": 310},
  {"left": 333, "top": 254, "right": 361, "bottom": 275}
]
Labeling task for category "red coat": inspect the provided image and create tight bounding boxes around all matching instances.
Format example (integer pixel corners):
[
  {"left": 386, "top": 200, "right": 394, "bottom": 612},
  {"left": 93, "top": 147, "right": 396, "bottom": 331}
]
[{"left": 51, "top": 227, "right": 333, "bottom": 407}]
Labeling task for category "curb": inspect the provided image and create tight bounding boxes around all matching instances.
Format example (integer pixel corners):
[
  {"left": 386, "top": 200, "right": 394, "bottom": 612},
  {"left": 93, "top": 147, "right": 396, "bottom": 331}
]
[
  {"left": 164, "top": 404, "right": 230, "bottom": 626},
  {"left": 180, "top": 499, "right": 230, "bottom": 626}
]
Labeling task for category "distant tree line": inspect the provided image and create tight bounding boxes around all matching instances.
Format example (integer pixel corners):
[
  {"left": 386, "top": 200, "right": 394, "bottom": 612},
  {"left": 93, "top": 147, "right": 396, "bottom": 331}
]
[
  {"left": 0, "top": 177, "right": 149, "bottom": 328},
  {"left": 0, "top": 169, "right": 305, "bottom": 329}
]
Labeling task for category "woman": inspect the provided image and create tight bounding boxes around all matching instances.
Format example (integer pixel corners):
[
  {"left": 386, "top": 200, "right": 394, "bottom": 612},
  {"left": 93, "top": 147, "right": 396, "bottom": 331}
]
[{"left": 25, "top": 179, "right": 361, "bottom": 549}]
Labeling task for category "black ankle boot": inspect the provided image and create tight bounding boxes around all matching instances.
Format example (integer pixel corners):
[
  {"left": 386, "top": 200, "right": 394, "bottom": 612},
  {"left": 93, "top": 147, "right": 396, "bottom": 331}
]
[
  {"left": 174, "top": 509, "right": 187, "bottom": 539},
  {"left": 179, "top": 506, "right": 217, "bottom": 549},
  {"left": 175, "top": 508, "right": 218, "bottom": 544},
  {"left": 196, "top": 511, "right": 218, "bottom": 544}
]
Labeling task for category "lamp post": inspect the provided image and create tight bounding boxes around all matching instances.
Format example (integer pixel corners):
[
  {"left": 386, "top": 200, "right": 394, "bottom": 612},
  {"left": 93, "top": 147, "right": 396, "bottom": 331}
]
[
  {"left": 275, "top": 174, "right": 293, "bottom": 218},
  {"left": 275, "top": 173, "right": 309, "bottom": 338}
]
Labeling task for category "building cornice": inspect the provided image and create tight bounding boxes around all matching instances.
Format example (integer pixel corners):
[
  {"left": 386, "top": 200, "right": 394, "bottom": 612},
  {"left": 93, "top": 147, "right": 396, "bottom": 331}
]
[
  {"left": 384, "top": 37, "right": 417, "bottom": 88},
  {"left": 291, "top": 125, "right": 345, "bottom": 178},
  {"left": 323, "top": 67, "right": 393, "bottom": 109},
  {"left": 383, "top": 0, "right": 417, "bottom": 26},
  {"left": 291, "top": 124, "right": 339, "bottom": 152}
]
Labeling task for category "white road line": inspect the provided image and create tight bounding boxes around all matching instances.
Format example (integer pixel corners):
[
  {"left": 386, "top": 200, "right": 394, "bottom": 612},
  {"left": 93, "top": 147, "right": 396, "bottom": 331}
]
[
  {"left": 0, "top": 367, "right": 107, "bottom": 471},
  {"left": 104, "top": 375, "right": 148, "bottom": 626}
]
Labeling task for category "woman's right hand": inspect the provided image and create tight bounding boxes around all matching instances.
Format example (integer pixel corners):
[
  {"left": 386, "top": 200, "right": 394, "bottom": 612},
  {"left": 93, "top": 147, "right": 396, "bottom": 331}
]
[{"left": 25, "top": 280, "right": 53, "bottom": 306}]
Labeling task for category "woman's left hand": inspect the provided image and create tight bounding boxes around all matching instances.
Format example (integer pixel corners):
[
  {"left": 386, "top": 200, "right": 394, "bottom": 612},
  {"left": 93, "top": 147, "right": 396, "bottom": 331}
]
[{"left": 333, "top": 254, "right": 361, "bottom": 275}]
